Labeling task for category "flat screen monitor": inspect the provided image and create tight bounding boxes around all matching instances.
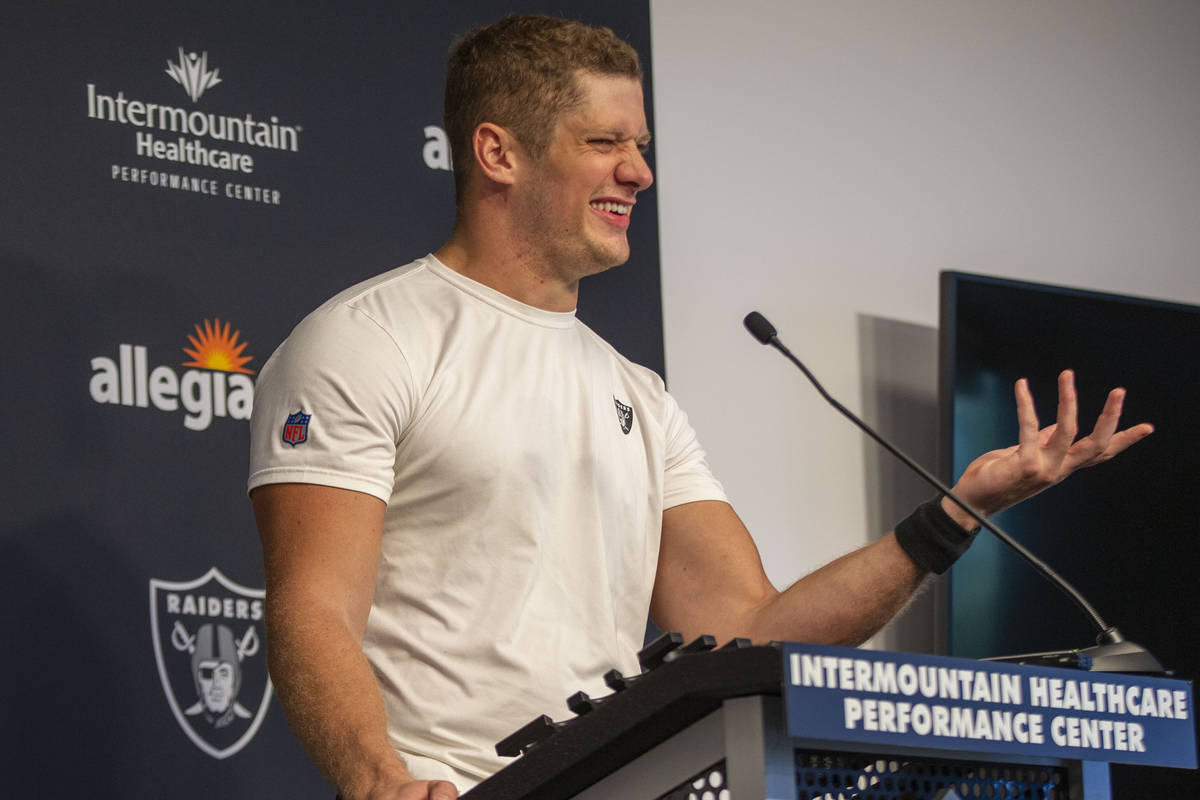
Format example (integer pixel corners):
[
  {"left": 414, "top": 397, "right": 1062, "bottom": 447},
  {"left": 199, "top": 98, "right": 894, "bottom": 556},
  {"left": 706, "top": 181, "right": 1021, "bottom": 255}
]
[{"left": 939, "top": 271, "right": 1199, "bottom": 794}]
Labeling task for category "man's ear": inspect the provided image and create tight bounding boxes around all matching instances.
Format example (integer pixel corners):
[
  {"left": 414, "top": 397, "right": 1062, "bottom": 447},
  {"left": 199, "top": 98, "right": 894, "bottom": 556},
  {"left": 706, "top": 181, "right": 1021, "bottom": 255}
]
[{"left": 472, "top": 122, "right": 522, "bottom": 186}]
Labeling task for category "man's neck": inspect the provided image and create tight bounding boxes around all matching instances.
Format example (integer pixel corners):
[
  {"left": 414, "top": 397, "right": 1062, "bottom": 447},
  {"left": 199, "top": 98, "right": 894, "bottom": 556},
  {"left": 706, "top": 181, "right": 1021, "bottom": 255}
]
[{"left": 435, "top": 230, "right": 580, "bottom": 313}]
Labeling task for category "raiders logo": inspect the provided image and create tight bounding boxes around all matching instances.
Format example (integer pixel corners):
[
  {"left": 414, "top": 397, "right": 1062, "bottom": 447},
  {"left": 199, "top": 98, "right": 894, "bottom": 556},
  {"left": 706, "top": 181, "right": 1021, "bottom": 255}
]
[
  {"left": 149, "top": 567, "right": 273, "bottom": 759},
  {"left": 614, "top": 396, "right": 634, "bottom": 435}
]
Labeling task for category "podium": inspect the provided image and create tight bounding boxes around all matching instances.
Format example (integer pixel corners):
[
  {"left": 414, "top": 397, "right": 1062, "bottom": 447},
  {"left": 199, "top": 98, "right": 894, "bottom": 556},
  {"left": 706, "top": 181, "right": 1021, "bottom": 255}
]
[{"left": 462, "top": 639, "right": 1196, "bottom": 800}]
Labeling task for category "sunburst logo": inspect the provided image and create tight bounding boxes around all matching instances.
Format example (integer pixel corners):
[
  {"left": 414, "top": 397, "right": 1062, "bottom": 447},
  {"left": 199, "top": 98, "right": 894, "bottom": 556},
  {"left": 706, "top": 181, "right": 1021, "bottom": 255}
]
[
  {"left": 90, "top": 319, "right": 256, "bottom": 431},
  {"left": 182, "top": 319, "right": 254, "bottom": 375}
]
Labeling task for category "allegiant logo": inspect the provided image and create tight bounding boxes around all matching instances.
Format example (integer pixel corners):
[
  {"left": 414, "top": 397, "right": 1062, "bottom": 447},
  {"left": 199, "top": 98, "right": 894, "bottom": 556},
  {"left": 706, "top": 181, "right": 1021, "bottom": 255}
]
[{"left": 89, "top": 319, "right": 255, "bottom": 431}]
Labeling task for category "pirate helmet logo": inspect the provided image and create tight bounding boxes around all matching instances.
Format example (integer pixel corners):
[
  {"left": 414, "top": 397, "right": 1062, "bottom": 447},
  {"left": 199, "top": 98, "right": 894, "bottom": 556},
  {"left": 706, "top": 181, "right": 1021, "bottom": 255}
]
[
  {"left": 182, "top": 622, "right": 254, "bottom": 727},
  {"left": 614, "top": 396, "right": 634, "bottom": 435},
  {"left": 150, "top": 567, "right": 273, "bottom": 758}
]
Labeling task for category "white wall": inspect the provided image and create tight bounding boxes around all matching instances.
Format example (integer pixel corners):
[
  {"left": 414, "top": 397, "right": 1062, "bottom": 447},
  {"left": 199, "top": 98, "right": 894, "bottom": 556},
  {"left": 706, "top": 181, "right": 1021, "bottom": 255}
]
[{"left": 649, "top": 0, "right": 1200, "bottom": 651}]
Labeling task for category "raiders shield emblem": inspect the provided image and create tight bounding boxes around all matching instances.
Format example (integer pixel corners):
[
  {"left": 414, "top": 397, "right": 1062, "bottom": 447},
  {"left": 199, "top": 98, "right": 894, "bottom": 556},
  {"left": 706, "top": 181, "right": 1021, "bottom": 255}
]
[
  {"left": 149, "top": 567, "right": 273, "bottom": 759},
  {"left": 613, "top": 396, "right": 634, "bottom": 435}
]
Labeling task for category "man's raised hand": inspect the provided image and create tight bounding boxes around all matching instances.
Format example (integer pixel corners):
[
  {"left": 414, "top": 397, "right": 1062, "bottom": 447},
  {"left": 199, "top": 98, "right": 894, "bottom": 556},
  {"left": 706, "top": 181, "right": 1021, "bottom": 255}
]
[{"left": 945, "top": 370, "right": 1154, "bottom": 526}]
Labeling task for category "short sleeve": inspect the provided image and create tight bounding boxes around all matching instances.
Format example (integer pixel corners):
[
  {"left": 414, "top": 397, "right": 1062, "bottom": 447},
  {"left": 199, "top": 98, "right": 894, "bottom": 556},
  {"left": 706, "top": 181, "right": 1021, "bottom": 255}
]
[
  {"left": 247, "top": 303, "right": 416, "bottom": 502},
  {"left": 660, "top": 391, "right": 727, "bottom": 509}
]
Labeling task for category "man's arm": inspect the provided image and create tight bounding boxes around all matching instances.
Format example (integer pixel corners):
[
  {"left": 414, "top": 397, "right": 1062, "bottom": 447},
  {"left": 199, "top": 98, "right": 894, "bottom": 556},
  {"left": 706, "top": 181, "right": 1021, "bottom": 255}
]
[
  {"left": 650, "top": 500, "right": 923, "bottom": 646},
  {"left": 650, "top": 371, "right": 1153, "bottom": 646},
  {"left": 251, "top": 483, "right": 458, "bottom": 800}
]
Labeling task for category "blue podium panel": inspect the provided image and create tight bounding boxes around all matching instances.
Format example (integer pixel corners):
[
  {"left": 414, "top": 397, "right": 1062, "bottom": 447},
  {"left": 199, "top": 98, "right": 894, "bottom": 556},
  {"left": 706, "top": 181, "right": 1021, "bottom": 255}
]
[
  {"left": 464, "top": 640, "right": 1195, "bottom": 799},
  {"left": 783, "top": 643, "right": 1197, "bottom": 770}
]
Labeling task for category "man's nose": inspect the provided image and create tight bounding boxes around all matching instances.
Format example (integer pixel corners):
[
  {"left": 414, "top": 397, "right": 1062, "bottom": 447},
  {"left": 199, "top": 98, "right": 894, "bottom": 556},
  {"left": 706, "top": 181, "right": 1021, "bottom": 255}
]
[{"left": 617, "top": 147, "right": 653, "bottom": 191}]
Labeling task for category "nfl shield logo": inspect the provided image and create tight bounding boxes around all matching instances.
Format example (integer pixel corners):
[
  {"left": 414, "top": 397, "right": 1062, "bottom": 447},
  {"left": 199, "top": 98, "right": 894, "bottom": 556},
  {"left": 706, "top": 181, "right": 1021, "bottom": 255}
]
[
  {"left": 149, "top": 567, "right": 273, "bottom": 759},
  {"left": 282, "top": 410, "right": 311, "bottom": 446}
]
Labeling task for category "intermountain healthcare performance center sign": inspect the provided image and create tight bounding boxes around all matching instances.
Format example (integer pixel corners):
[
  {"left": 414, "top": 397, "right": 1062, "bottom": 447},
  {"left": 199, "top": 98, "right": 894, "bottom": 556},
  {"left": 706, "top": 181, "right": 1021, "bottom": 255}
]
[{"left": 784, "top": 643, "right": 1196, "bottom": 769}]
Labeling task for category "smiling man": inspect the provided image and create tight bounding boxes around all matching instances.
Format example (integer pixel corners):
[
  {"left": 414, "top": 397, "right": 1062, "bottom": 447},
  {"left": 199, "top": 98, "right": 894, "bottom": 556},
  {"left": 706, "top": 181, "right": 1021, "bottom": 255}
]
[
  {"left": 247, "top": 15, "right": 1151, "bottom": 800},
  {"left": 437, "top": 66, "right": 651, "bottom": 311}
]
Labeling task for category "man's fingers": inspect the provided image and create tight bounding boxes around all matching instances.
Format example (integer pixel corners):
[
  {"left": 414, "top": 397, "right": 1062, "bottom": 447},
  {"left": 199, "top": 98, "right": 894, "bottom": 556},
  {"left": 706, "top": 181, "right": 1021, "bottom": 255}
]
[
  {"left": 1014, "top": 378, "right": 1041, "bottom": 449},
  {"left": 1062, "top": 387, "right": 1152, "bottom": 470},
  {"left": 1045, "top": 370, "right": 1078, "bottom": 457},
  {"left": 1065, "top": 420, "right": 1154, "bottom": 471},
  {"left": 1037, "top": 424, "right": 1059, "bottom": 447},
  {"left": 1064, "top": 388, "right": 1124, "bottom": 467},
  {"left": 1088, "top": 387, "right": 1126, "bottom": 443},
  {"left": 429, "top": 781, "right": 459, "bottom": 800},
  {"left": 1097, "top": 423, "right": 1155, "bottom": 462},
  {"left": 966, "top": 377, "right": 1152, "bottom": 514}
]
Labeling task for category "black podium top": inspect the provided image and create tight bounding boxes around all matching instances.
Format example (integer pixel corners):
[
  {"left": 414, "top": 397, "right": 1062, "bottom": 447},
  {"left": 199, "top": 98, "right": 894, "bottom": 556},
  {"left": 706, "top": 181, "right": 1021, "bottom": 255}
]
[{"left": 462, "top": 640, "right": 781, "bottom": 800}]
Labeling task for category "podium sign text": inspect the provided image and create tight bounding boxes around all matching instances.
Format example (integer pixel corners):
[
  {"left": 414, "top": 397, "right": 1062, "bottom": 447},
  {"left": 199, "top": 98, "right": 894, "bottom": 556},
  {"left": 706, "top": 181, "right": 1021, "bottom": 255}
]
[{"left": 783, "top": 643, "right": 1196, "bottom": 768}]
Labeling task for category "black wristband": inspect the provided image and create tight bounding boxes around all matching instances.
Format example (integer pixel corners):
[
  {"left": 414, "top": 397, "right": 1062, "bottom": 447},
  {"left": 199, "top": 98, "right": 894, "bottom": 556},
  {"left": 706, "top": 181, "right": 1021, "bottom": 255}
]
[{"left": 894, "top": 498, "right": 979, "bottom": 574}]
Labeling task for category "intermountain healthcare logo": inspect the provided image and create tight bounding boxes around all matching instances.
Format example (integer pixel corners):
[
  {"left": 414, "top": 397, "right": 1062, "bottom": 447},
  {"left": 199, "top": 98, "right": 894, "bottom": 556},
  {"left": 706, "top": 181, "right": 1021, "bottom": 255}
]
[
  {"left": 89, "top": 318, "right": 255, "bottom": 431},
  {"left": 166, "top": 47, "right": 222, "bottom": 103},
  {"left": 87, "top": 47, "right": 298, "bottom": 204},
  {"left": 150, "top": 567, "right": 272, "bottom": 759}
]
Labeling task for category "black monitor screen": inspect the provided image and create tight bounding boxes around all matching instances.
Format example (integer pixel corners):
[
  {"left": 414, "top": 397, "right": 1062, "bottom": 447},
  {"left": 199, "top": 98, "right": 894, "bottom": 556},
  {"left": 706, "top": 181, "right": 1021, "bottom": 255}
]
[{"left": 939, "top": 271, "right": 1199, "bottom": 794}]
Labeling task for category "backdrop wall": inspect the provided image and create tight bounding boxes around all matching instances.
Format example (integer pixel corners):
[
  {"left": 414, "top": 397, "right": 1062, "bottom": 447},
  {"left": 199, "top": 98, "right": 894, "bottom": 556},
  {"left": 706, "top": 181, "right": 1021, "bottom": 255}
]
[
  {"left": 650, "top": 0, "right": 1200, "bottom": 653},
  {"left": 2, "top": 4, "right": 659, "bottom": 797},
  {"left": 5, "top": 1, "right": 1199, "bottom": 795}
]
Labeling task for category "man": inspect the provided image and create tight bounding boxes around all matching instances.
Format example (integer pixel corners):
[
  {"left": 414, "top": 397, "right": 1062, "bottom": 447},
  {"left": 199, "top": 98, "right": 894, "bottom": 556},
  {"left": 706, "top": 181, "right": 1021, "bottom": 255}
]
[{"left": 248, "top": 15, "right": 1152, "bottom": 800}]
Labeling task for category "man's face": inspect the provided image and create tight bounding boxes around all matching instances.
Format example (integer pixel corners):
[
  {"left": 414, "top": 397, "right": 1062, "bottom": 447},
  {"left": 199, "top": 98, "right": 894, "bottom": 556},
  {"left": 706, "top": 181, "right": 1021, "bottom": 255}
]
[
  {"left": 198, "top": 659, "right": 235, "bottom": 712},
  {"left": 514, "top": 72, "right": 654, "bottom": 283}
]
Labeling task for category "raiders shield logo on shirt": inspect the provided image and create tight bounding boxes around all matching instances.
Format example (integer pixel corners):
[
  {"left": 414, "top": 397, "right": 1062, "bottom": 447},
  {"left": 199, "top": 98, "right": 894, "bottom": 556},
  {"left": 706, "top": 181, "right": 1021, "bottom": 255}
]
[{"left": 614, "top": 396, "right": 634, "bottom": 435}]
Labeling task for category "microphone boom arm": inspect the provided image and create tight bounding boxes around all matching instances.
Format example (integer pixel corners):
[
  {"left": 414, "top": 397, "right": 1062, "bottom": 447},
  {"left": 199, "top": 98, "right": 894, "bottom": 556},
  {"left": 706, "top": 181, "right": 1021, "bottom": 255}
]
[{"left": 743, "top": 310, "right": 1164, "bottom": 673}]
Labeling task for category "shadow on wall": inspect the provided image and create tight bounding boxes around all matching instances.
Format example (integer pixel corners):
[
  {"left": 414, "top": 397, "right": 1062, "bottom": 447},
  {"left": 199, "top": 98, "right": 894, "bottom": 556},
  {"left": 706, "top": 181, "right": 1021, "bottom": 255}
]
[{"left": 856, "top": 313, "right": 943, "bottom": 656}]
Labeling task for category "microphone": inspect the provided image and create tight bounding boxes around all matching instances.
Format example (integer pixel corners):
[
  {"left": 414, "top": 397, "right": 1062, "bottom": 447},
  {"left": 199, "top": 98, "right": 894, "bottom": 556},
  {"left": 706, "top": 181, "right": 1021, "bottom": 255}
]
[{"left": 743, "top": 310, "right": 1165, "bottom": 674}]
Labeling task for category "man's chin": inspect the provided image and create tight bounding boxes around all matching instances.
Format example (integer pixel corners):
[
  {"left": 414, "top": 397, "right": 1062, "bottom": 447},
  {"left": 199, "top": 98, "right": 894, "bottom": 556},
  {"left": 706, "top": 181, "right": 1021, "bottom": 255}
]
[
  {"left": 583, "top": 256, "right": 629, "bottom": 280},
  {"left": 592, "top": 240, "right": 632, "bottom": 272},
  {"left": 560, "top": 237, "right": 632, "bottom": 281}
]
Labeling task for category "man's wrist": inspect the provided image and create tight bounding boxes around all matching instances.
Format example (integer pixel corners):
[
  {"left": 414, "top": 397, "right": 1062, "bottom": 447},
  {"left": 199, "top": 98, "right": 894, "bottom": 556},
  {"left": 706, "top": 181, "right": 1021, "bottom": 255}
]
[
  {"left": 894, "top": 497, "right": 980, "bottom": 574},
  {"left": 339, "top": 755, "right": 415, "bottom": 800},
  {"left": 939, "top": 494, "right": 981, "bottom": 532}
]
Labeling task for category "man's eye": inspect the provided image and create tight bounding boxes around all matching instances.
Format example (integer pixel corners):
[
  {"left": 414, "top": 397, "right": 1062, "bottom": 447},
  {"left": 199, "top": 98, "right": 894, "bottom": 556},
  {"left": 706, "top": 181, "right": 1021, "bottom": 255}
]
[{"left": 589, "top": 139, "right": 616, "bottom": 149}]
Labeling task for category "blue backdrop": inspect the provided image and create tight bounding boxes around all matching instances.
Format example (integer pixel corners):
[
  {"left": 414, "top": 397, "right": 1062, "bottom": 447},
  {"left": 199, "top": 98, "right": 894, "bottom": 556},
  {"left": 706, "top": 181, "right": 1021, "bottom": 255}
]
[{"left": 1, "top": 3, "right": 661, "bottom": 796}]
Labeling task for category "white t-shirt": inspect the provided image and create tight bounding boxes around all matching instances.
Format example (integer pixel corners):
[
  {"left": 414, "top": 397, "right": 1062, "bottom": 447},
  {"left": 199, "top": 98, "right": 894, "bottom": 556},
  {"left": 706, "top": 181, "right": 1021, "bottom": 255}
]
[{"left": 248, "top": 255, "right": 726, "bottom": 790}]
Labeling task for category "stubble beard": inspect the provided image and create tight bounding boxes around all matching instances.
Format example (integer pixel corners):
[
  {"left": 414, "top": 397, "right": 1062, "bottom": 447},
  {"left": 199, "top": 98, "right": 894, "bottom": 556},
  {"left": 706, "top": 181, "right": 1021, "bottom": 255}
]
[{"left": 520, "top": 175, "right": 630, "bottom": 287}]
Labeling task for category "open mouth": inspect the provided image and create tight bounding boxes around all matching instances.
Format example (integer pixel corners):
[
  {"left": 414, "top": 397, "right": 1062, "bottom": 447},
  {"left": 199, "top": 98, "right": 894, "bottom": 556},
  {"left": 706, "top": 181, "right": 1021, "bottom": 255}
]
[{"left": 590, "top": 200, "right": 631, "bottom": 216}]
